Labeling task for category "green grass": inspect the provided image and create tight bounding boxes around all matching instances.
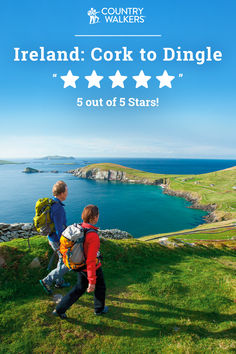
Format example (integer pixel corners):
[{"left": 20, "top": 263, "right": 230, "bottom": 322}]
[
  {"left": 0, "top": 236, "right": 235, "bottom": 353},
  {"left": 170, "top": 228, "right": 236, "bottom": 241},
  {"left": 168, "top": 167, "right": 236, "bottom": 220},
  {"left": 140, "top": 222, "right": 236, "bottom": 242},
  {"left": 80, "top": 163, "right": 236, "bottom": 221}
]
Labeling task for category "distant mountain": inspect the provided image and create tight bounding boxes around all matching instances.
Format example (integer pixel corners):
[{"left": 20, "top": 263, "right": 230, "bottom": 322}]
[
  {"left": 0, "top": 160, "right": 18, "bottom": 165},
  {"left": 38, "top": 156, "right": 75, "bottom": 160}
]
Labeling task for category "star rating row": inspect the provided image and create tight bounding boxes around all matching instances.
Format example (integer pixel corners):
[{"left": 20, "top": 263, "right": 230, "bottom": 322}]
[{"left": 60, "top": 69, "right": 175, "bottom": 89}]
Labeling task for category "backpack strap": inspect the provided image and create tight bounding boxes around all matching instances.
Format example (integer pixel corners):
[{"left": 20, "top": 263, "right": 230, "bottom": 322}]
[
  {"left": 81, "top": 227, "right": 98, "bottom": 250},
  {"left": 85, "top": 228, "right": 102, "bottom": 264},
  {"left": 84, "top": 228, "right": 98, "bottom": 236}
]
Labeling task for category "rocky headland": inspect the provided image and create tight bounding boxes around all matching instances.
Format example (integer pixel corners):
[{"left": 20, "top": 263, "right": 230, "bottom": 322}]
[{"left": 68, "top": 167, "right": 167, "bottom": 185}]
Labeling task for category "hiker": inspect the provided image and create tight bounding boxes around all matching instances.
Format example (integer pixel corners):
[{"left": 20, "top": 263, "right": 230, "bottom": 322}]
[
  {"left": 39, "top": 180, "right": 70, "bottom": 294},
  {"left": 53, "top": 204, "right": 108, "bottom": 318}
]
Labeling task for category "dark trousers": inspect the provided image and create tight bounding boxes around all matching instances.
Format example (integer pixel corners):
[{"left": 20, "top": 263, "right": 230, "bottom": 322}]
[{"left": 56, "top": 267, "right": 106, "bottom": 314}]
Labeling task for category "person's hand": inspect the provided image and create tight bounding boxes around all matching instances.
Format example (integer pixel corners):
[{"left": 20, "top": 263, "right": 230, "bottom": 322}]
[{"left": 87, "top": 284, "right": 95, "bottom": 293}]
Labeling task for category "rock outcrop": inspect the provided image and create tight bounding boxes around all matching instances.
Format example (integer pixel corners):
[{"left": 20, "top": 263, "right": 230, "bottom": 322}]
[
  {"left": 29, "top": 257, "right": 41, "bottom": 268},
  {"left": 69, "top": 168, "right": 128, "bottom": 182},
  {"left": 156, "top": 237, "right": 196, "bottom": 248},
  {"left": 99, "top": 229, "right": 132, "bottom": 240},
  {"left": 0, "top": 223, "right": 37, "bottom": 242},
  {"left": 23, "top": 167, "right": 40, "bottom": 173},
  {"left": 69, "top": 167, "right": 166, "bottom": 186},
  {"left": 0, "top": 223, "right": 133, "bottom": 242}
]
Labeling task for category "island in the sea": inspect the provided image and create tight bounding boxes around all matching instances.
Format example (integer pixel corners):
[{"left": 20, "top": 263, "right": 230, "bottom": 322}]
[
  {"left": 38, "top": 155, "right": 75, "bottom": 160},
  {"left": 0, "top": 160, "right": 21, "bottom": 165},
  {"left": 22, "top": 167, "right": 41, "bottom": 173}
]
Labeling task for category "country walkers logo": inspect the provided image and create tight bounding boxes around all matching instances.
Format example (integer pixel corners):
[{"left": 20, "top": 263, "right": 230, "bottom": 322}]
[
  {"left": 87, "top": 8, "right": 100, "bottom": 24},
  {"left": 87, "top": 7, "right": 145, "bottom": 24}
]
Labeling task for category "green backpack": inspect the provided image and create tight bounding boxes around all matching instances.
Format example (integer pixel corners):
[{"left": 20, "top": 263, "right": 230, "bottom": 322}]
[{"left": 33, "top": 198, "right": 57, "bottom": 235}]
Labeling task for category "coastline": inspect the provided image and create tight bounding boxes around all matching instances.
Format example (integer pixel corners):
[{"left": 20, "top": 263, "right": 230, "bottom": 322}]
[
  {"left": 162, "top": 187, "right": 217, "bottom": 223},
  {"left": 68, "top": 163, "right": 236, "bottom": 224}
]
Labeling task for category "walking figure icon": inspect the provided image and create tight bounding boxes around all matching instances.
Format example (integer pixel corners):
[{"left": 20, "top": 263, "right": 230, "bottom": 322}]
[{"left": 88, "top": 8, "right": 100, "bottom": 24}]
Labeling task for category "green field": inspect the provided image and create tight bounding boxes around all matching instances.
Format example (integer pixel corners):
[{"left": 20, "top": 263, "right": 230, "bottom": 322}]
[
  {"left": 78, "top": 163, "right": 236, "bottom": 221},
  {"left": 169, "top": 167, "right": 236, "bottom": 221},
  {"left": 170, "top": 227, "right": 235, "bottom": 241},
  {"left": 0, "top": 236, "right": 235, "bottom": 353},
  {"left": 139, "top": 220, "right": 236, "bottom": 243}
]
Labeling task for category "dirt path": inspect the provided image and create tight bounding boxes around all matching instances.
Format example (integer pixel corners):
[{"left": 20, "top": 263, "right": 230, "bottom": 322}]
[{"left": 144, "top": 225, "right": 236, "bottom": 242}]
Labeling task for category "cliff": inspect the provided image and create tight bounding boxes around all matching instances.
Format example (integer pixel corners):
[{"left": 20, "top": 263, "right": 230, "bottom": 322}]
[{"left": 69, "top": 166, "right": 167, "bottom": 185}]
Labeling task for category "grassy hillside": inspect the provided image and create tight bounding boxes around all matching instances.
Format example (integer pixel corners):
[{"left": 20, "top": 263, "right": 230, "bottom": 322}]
[
  {"left": 0, "top": 236, "right": 235, "bottom": 353},
  {"left": 79, "top": 163, "right": 236, "bottom": 221},
  {"left": 169, "top": 167, "right": 236, "bottom": 220},
  {"left": 80, "top": 162, "right": 172, "bottom": 181}
]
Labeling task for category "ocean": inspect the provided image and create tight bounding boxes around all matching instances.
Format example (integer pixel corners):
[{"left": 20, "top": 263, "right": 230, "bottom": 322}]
[{"left": 0, "top": 158, "right": 235, "bottom": 237}]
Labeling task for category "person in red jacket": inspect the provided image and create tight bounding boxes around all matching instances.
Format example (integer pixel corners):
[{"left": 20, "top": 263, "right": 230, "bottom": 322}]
[{"left": 53, "top": 205, "right": 108, "bottom": 319}]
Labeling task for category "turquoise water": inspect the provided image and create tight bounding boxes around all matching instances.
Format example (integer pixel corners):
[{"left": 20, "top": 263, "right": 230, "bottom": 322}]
[{"left": 1, "top": 158, "right": 234, "bottom": 237}]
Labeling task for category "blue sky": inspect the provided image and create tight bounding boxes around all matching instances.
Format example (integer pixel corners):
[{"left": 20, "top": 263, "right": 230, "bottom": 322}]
[{"left": 0, "top": 0, "right": 235, "bottom": 158}]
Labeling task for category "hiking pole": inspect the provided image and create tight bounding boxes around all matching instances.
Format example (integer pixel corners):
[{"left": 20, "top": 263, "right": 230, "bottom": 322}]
[
  {"left": 27, "top": 235, "right": 31, "bottom": 249},
  {"left": 47, "top": 251, "right": 57, "bottom": 271}
]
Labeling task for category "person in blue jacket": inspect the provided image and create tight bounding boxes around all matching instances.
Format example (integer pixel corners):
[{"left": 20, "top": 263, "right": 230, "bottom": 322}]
[{"left": 39, "top": 180, "right": 70, "bottom": 295}]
